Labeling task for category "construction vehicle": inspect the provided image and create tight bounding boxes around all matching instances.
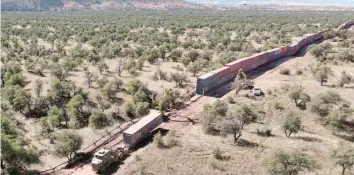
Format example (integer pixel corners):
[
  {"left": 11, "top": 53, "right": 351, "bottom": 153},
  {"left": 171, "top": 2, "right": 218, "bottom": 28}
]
[
  {"left": 235, "top": 68, "right": 254, "bottom": 89},
  {"left": 91, "top": 148, "right": 126, "bottom": 172}
]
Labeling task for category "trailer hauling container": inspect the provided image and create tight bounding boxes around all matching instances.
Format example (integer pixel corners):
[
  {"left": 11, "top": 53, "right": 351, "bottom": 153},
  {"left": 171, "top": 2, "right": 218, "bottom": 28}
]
[{"left": 123, "top": 110, "right": 163, "bottom": 146}]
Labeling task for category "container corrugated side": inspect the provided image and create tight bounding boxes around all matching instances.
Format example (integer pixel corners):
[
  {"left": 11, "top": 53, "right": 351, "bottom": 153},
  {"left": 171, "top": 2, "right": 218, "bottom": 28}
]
[{"left": 240, "top": 57, "right": 252, "bottom": 72}]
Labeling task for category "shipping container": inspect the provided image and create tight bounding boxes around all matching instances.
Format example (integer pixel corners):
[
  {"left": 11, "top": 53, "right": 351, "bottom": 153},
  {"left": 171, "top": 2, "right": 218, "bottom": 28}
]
[
  {"left": 257, "top": 52, "right": 268, "bottom": 66},
  {"left": 249, "top": 55, "right": 260, "bottom": 70},
  {"left": 240, "top": 57, "right": 252, "bottom": 72},
  {"left": 225, "top": 60, "right": 242, "bottom": 73},
  {"left": 217, "top": 67, "right": 231, "bottom": 79},
  {"left": 123, "top": 110, "right": 163, "bottom": 146}
]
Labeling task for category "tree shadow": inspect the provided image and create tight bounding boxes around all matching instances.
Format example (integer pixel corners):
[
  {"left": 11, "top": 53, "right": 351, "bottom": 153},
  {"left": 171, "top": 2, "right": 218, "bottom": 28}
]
[
  {"left": 293, "top": 136, "right": 322, "bottom": 142},
  {"left": 236, "top": 139, "right": 259, "bottom": 148},
  {"left": 334, "top": 133, "right": 354, "bottom": 142}
]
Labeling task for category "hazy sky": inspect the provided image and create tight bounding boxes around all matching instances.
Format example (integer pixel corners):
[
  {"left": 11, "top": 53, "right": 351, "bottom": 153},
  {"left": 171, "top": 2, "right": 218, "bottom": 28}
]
[{"left": 186, "top": 0, "right": 354, "bottom": 6}]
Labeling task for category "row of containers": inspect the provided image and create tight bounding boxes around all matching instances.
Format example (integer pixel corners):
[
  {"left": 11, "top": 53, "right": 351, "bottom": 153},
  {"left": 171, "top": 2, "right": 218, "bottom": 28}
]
[
  {"left": 196, "top": 20, "right": 354, "bottom": 95},
  {"left": 338, "top": 20, "right": 354, "bottom": 30}
]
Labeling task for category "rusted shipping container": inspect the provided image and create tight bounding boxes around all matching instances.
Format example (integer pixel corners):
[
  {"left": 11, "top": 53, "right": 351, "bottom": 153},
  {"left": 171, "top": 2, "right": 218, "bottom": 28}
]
[{"left": 123, "top": 110, "right": 163, "bottom": 146}]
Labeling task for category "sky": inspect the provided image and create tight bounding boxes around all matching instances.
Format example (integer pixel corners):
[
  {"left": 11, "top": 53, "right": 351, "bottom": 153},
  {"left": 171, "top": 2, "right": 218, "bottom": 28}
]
[{"left": 186, "top": 0, "right": 354, "bottom": 6}]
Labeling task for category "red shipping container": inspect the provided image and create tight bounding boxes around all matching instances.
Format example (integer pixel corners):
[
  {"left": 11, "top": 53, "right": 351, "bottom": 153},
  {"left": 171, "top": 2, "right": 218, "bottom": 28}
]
[
  {"left": 225, "top": 60, "right": 242, "bottom": 73},
  {"left": 217, "top": 67, "right": 231, "bottom": 79},
  {"left": 249, "top": 55, "right": 260, "bottom": 69},
  {"left": 257, "top": 52, "right": 268, "bottom": 66},
  {"left": 241, "top": 57, "right": 252, "bottom": 72}
]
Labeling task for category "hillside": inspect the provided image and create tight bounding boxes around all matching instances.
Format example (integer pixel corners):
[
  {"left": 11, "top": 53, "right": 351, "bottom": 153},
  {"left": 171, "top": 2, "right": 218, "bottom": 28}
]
[{"left": 1, "top": 0, "right": 205, "bottom": 11}]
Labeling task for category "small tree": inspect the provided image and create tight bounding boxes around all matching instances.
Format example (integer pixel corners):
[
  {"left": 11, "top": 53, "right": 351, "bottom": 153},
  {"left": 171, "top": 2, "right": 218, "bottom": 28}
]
[
  {"left": 101, "top": 82, "right": 119, "bottom": 100},
  {"left": 116, "top": 57, "right": 125, "bottom": 76},
  {"left": 264, "top": 150, "right": 316, "bottom": 175},
  {"left": 187, "top": 62, "right": 202, "bottom": 76},
  {"left": 288, "top": 86, "right": 310, "bottom": 109},
  {"left": 282, "top": 113, "right": 301, "bottom": 137},
  {"left": 170, "top": 72, "right": 189, "bottom": 87},
  {"left": 33, "top": 79, "right": 43, "bottom": 98},
  {"left": 125, "top": 79, "right": 144, "bottom": 95},
  {"left": 84, "top": 69, "right": 93, "bottom": 88},
  {"left": 337, "top": 71, "right": 353, "bottom": 87},
  {"left": 97, "top": 61, "right": 109, "bottom": 75},
  {"left": 124, "top": 102, "right": 136, "bottom": 119},
  {"left": 135, "top": 102, "right": 150, "bottom": 117},
  {"left": 66, "top": 94, "right": 85, "bottom": 129},
  {"left": 314, "top": 66, "right": 334, "bottom": 86},
  {"left": 54, "top": 131, "right": 83, "bottom": 161},
  {"left": 89, "top": 110, "right": 110, "bottom": 129},
  {"left": 217, "top": 112, "right": 243, "bottom": 143},
  {"left": 332, "top": 142, "right": 354, "bottom": 175}
]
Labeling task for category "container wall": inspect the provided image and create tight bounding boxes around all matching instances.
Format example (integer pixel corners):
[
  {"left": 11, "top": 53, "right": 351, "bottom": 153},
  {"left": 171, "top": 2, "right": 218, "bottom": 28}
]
[
  {"left": 241, "top": 57, "right": 252, "bottom": 72},
  {"left": 249, "top": 55, "right": 260, "bottom": 70},
  {"left": 258, "top": 52, "right": 268, "bottom": 66}
]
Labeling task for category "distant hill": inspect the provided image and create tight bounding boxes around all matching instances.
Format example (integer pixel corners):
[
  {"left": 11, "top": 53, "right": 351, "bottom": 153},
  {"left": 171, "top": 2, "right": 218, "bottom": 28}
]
[{"left": 1, "top": 0, "right": 206, "bottom": 11}]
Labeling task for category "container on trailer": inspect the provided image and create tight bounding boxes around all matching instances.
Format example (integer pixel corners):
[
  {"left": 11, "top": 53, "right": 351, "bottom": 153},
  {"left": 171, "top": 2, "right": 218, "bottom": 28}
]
[{"left": 123, "top": 110, "right": 163, "bottom": 146}]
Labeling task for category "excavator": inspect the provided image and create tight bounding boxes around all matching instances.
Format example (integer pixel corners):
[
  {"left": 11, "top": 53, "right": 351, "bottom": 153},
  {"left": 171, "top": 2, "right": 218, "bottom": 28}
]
[
  {"left": 235, "top": 68, "right": 263, "bottom": 96},
  {"left": 235, "top": 68, "right": 254, "bottom": 90}
]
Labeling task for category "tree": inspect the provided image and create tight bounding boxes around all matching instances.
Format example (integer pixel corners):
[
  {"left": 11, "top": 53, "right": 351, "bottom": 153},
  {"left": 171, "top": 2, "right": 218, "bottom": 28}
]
[
  {"left": 89, "top": 110, "right": 110, "bottom": 129},
  {"left": 124, "top": 102, "right": 136, "bottom": 119},
  {"left": 169, "top": 49, "right": 182, "bottom": 62},
  {"left": 332, "top": 142, "right": 354, "bottom": 175},
  {"left": 12, "top": 88, "right": 33, "bottom": 115},
  {"left": 54, "top": 131, "right": 82, "bottom": 161},
  {"left": 264, "top": 150, "right": 316, "bottom": 175},
  {"left": 66, "top": 94, "right": 85, "bottom": 129},
  {"left": 133, "top": 87, "right": 151, "bottom": 103},
  {"left": 135, "top": 102, "right": 150, "bottom": 117},
  {"left": 97, "top": 61, "right": 109, "bottom": 75},
  {"left": 314, "top": 66, "right": 334, "bottom": 86},
  {"left": 217, "top": 111, "right": 243, "bottom": 143},
  {"left": 170, "top": 72, "right": 189, "bottom": 87},
  {"left": 337, "top": 71, "right": 353, "bottom": 87},
  {"left": 288, "top": 86, "right": 311, "bottom": 109},
  {"left": 116, "top": 57, "right": 125, "bottom": 76},
  {"left": 47, "top": 80, "right": 73, "bottom": 108},
  {"left": 50, "top": 65, "right": 69, "bottom": 81},
  {"left": 185, "top": 50, "right": 200, "bottom": 62},
  {"left": 125, "top": 79, "right": 145, "bottom": 95},
  {"left": 84, "top": 69, "right": 94, "bottom": 88},
  {"left": 4, "top": 73, "right": 26, "bottom": 87},
  {"left": 101, "top": 81, "right": 119, "bottom": 100},
  {"left": 34, "top": 79, "right": 43, "bottom": 97},
  {"left": 282, "top": 113, "right": 302, "bottom": 137},
  {"left": 47, "top": 107, "right": 61, "bottom": 130},
  {"left": 147, "top": 48, "right": 159, "bottom": 64},
  {"left": 187, "top": 61, "right": 202, "bottom": 76}
]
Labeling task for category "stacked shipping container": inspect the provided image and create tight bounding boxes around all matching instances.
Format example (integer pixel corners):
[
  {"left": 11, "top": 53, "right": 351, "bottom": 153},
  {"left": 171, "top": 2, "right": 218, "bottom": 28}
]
[{"left": 196, "top": 21, "right": 354, "bottom": 95}]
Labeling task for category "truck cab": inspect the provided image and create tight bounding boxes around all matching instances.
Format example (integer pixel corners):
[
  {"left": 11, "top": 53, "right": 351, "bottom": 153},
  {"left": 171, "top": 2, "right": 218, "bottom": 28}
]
[{"left": 91, "top": 149, "right": 114, "bottom": 172}]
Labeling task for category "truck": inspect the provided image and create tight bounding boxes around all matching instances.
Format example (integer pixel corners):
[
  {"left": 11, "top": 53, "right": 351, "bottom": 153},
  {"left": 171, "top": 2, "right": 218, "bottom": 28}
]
[{"left": 91, "top": 110, "right": 163, "bottom": 173}]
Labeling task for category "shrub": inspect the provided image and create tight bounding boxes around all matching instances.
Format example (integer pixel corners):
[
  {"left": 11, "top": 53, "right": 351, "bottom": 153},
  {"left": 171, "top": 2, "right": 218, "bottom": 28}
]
[
  {"left": 279, "top": 68, "right": 291, "bottom": 75},
  {"left": 314, "top": 66, "right": 334, "bottom": 86},
  {"left": 282, "top": 112, "right": 301, "bottom": 137},
  {"left": 264, "top": 150, "right": 316, "bottom": 175},
  {"left": 295, "top": 69, "right": 303, "bottom": 75},
  {"left": 337, "top": 71, "right": 353, "bottom": 87},
  {"left": 89, "top": 110, "right": 111, "bottom": 129},
  {"left": 170, "top": 72, "right": 189, "bottom": 87}
]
